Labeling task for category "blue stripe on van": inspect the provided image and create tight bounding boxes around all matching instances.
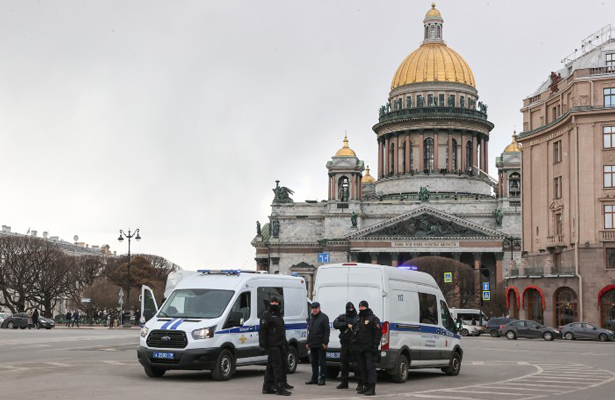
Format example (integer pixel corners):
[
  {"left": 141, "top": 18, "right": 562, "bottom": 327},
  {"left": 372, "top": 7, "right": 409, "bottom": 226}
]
[
  {"left": 215, "top": 322, "right": 308, "bottom": 335},
  {"left": 161, "top": 319, "right": 176, "bottom": 330},
  {"left": 390, "top": 322, "right": 460, "bottom": 339},
  {"left": 169, "top": 319, "right": 185, "bottom": 330}
]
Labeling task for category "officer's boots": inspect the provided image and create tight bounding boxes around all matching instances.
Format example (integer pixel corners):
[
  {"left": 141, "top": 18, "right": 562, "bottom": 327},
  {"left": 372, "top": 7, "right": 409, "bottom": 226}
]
[
  {"left": 355, "top": 381, "right": 364, "bottom": 393},
  {"left": 364, "top": 384, "right": 376, "bottom": 396},
  {"left": 357, "top": 384, "right": 369, "bottom": 394},
  {"left": 336, "top": 381, "right": 349, "bottom": 389},
  {"left": 277, "top": 386, "right": 292, "bottom": 396}
]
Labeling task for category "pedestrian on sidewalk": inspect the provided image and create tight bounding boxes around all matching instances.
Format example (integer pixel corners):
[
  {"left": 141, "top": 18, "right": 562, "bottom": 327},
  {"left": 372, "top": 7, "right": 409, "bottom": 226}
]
[
  {"left": 65, "top": 311, "right": 72, "bottom": 328},
  {"left": 305, "top": 302, "right": 330, "bottom": 386},
  {"left": 27, "top": 309, "right": 33, "bottom": 329},
  {"left": 72, "top": 311, "right": 80, "bottom": 328},
  {"left": 32, "top": 309, "right": 39, "bottom": 329}
]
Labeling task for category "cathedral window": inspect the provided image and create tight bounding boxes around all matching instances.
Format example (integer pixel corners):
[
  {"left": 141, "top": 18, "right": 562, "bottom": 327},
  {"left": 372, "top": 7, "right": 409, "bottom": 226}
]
[
  {"left": 338, "top": 176, "right": 350, "bottom": 202},
  {"left": 465, "top": 140, "right": 472, "bottom": 171},
  {"left": 436, "top": 25, "right": 441, "bottom": 39},
  {"left": 438, "top": 94, "right": 445, "bottom": 106},
  {"left": 401, "top": 141, "right": 406, "bottom": 173},
  {"left": 425, "top": 25, "right": 429, "bottom": 40},
  {"left": 430, "top": 25, "right": 435, "bottom": 39},
  {"left": 417, "top": 94, "right": 424, "bottom": 107},
  {"left": 389, "top": 142, "right": 395, "bottom": 175},
  {"left": 460, "top": 96, "right": 465, "bottom": 108},
  {"left": 428, "top": 94, "right": 434, "bottom": 106},
  {"left": 406, "top": 96, "right": 412, "bottom": 109},
  {"left": 409, "top": 141, "right": 414, "bottom": 171},
  {"left": 452, "top": 139, "right": 458, "bottom": 171},
  {"left": 424, "top": 138, "right": 434, "bottom": 172}
]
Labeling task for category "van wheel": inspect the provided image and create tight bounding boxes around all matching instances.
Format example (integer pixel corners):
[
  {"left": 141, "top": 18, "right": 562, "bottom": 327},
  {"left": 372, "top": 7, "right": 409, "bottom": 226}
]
[
  {"left": 490, "top": 330, "right": 499, "bottom": 337},
  {"left": 441, "top": 351, "right": 461, "bottom": 376},
  {"left": 506, "top": 331, "right": 516, "bottom": 340},
  {"left": 460, "top": 329, "right": 469, "bottom": 337},
  {"left": 389, "top": 354, "right": 409, "bottom": 383},
  {"left": 211, "top": 349, "right": 235, "bottom": 381},
  {"left": 285, "top": 346, "right": 298, "bottom": 374},
  {"left": 144, "top": 365, "right": 166, "bottom": 378},
  {"left": 325, "top": 367, "right": 340, "bottom": 379}
]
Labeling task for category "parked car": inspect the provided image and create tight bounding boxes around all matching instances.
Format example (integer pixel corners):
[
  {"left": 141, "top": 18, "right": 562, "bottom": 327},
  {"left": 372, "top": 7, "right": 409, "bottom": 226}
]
[
  {"left": 460, "top": 322, "right": 481, "bottom": 337},
  {"left": 1, "top": 313, "right": 29, "bottom": 329},
  {"left": 486, "top": 317, "right": 516, "bottom": 337},
  {"left": 0, "top": 313, "right": 9, "bottom": 325},
  {"left": 36, "top": 316, "right": 56, "bottom": 329},
  {"left": 500, "top": 320, "right": 560, "bottom": 341},
  {"left": 561, "top": 322, "right": 615, "bottom": 341}
]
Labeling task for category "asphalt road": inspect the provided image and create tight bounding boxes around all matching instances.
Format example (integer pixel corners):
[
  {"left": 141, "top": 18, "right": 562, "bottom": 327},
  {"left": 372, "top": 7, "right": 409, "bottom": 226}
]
[{"left": 1, "top": 327, "right": 615, "bottom": 400}]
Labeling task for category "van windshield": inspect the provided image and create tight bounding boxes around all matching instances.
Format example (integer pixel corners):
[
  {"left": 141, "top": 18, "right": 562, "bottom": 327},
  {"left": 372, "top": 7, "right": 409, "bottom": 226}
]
[{"left": 158, "top": 289, "right": 235, "bottom": 319}]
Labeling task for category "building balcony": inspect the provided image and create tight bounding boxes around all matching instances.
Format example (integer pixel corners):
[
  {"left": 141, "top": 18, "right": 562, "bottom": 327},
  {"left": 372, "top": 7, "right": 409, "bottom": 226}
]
[
  {"left": 506, "top": 264, "right": 575, "bottom": 279},
  {"left": 546, "top": 234, "right": 565, "bottom": 248},
  {"left": 600, "top": 230, "right": 615, "bottom": 241},
  {"left": 590, "top": 66, "right": 615, "bottom": 76},
  {"left": 376, "top": 106, "right": 492, "bottom": 126}
]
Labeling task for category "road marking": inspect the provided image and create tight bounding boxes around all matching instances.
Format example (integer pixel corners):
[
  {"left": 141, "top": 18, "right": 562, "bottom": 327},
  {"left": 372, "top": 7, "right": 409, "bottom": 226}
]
[{"left": 44, "top": 362, "right": 72, "bottom": 367}]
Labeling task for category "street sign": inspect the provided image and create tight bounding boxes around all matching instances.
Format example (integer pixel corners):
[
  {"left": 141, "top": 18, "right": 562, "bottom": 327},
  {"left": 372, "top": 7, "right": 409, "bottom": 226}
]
[
  {"left": 318, "top": 253, "right": 330, "bottom": 263},
  {"left": 482, "top": 282, "right": 490, "bottom": 291},
  {"left": 118, "top": 288, "right": 124, "bottom": 297},
  {"left": 482, "top": 290, "right": 491, "bottom": 301},
  {"left": 444, "top": 272, "right": 452, "bottom": 283},
  {"left": 81, "top": 298, "right": 91, "bottom": 303}
]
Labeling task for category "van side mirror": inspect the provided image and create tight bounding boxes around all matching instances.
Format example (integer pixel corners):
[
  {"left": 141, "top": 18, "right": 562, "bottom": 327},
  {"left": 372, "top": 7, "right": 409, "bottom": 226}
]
[{"left": 224, "top": 311, "right": 244, "bottom": 329}]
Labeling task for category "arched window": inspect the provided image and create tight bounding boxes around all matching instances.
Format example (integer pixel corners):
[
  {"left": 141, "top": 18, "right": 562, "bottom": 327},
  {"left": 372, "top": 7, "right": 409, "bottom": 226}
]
[
  {"left": 507, "top": 289, "right": 519, "bottom": 319},
  {"left": 600, "top": 288, "right": 615, "bottom": 329},
  {"left": 389, "top": 143, "right": 395, "bottom": 176},
  {"left": 554, "top": 287, "right": 577, "bottom": 327},
  {"left": 452, "top": 139, "right": 458, "bottom": 171},
  {"left": 509, "top": 172, "right": 521, "bottom": 197},
  {"left": 465, "top": 140, "right": 472, "bottom": 172},
  {"left": 525, "top": 288, "right": 544, "bottom": 324},
  {"left": 338, "top": 176, "right": 350, "bottom": 202},
  {"left": 424, "top": 138, "right": 434, "bottom": 172}
]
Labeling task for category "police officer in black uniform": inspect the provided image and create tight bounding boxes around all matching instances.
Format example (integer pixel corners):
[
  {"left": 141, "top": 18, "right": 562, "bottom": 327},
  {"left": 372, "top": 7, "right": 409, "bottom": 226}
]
[
  {"left": 259, "top": 296, "right": 293, "bottom": 396},
  {"left": 332, "top": 302, "right": 360, "bottom": 390},
  {"left": 355, "top": 300, "right": 382, "bottom": 396}
]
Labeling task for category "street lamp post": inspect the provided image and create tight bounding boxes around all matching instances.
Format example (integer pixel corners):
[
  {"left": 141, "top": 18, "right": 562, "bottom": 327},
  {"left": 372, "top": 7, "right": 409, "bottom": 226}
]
[{"left": 118, "top": 228, "right": 141, "bottom": 327}]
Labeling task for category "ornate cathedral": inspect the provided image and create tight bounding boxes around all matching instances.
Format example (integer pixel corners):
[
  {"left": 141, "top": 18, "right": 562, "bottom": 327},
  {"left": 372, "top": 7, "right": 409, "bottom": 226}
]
[{"left": 252, "top": 4, "right": 521, "bottom": 295}]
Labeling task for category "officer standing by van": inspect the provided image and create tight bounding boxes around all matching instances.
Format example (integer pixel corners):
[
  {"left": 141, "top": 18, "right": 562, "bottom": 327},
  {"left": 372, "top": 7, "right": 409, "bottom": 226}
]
[
  {"left": 332, "top": 302, "right": 360, "bottom": 390},
  {"left": 259, "top": 296, "right": 293, "bottom": 396},
  {"left": 305, "top": 302, "right": 330, "bottom": 386},
  {"left": 355, "top": 300, "right": 382, "bottom": 396}
]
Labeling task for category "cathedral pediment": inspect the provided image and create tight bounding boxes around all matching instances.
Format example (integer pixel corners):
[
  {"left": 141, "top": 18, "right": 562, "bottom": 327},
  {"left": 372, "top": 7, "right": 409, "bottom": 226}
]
[{"left": 348, "top": 206, "right": 504, "bottom": 240}]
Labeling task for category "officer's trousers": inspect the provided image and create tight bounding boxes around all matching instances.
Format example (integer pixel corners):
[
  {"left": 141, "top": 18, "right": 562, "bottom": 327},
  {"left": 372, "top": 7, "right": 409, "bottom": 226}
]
[
  {"left": 340, "top": 346, "right": 358, "bottom": 383},
  {"left": 357, "top": 351, "right": 377, "bottom": 385},
  {"left": 263, "top": 346, "right": 286, "bottom": 391}
]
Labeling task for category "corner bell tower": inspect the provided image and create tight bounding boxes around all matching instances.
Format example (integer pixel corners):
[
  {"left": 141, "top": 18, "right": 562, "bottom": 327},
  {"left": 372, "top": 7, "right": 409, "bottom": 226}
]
[{"left": 326, "top": 136, "right": 364, "bottom": 202}]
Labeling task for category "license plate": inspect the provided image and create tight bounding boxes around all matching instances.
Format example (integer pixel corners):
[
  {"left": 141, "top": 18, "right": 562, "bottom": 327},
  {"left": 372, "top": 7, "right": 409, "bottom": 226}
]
[
  {"left": 326, "top": 352, "right": 340, "bottom": 359},
  {"left": 153, "top": 352, "right": 174, "bottom": 359}
]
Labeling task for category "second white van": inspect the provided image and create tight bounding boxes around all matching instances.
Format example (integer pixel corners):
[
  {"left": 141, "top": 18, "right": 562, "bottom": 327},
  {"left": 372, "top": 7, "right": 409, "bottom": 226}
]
[{"left": 313, "top": 263, "right": 462, "bottom": 383}]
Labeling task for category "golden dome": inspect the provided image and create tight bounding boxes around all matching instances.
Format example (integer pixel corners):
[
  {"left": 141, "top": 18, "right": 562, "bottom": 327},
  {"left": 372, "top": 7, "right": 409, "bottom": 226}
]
[
  {"left": 335, "top": 135, "right": 357, "bottom": 157},
  {"left": 426, "top": 3, "right": 441, "bottom": 18},
  {"left": 362, "top": 166, "right": 376, "bottom": 183},
  {"left": 504, "top": 131, "right": 521, "bottom": 152},
  {"left": 391, "top": 43, "right": 475, "bottom": 89}
]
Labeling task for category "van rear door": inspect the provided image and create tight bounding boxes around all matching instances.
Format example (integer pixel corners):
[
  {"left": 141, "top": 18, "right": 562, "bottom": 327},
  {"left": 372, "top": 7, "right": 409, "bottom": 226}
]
[
  {"left": 347, "top": 266, "right": 384, "bottom": 318},
  {"left": 140, "top": 285, "right": 158, "bottom": 324}
]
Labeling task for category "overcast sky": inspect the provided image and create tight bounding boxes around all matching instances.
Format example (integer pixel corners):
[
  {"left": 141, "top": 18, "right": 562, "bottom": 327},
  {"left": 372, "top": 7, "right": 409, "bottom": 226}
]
[{"left": 1, "top": 0, "right": 613, "bottom": 271}]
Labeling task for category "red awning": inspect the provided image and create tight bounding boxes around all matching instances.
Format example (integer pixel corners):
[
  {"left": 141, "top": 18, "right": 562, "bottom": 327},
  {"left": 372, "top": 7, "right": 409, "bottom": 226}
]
[
  {"left": 598, "top": 285, "right": 615, "bottom": 304},
  {"left": 522, "top": 285, "right": 546, "bottom": 309}
]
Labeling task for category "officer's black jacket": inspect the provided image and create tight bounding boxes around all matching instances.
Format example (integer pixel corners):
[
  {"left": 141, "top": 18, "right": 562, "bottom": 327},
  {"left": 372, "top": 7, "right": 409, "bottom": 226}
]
[
  {"left": 333, "top": 311, "right": 360, "bottom": 346},
  {"left": 307, "top": 311, "right": 330, "bottom": 348},
  {"left": 259, "top": 309, "right": 287, "bottom": 348},
  {"left": 354, "top": 308, "right": 383, "bottom": 353}
]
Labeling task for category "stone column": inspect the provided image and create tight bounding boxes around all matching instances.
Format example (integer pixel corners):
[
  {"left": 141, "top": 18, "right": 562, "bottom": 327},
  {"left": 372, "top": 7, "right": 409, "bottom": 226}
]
[
  {"left": 473, "top": 252, "right": 482, "bottom": 307},
  {"left": 479, "top": 135, "right": 485, "bottom": 171},
  {"left": 495, "top": 252, "right": 504, "bottom": 284},
  {"left": 405, "top": 134, "right": 411, "bottom": 174},
  {"left": 434, "top": 130, "right": 439, "bottom": 171},
  {"left": 391, "top": 252, "right": 399, "bottom": 267},
  {"left": 447, "top": 131, "right": 453, "bottom": 172},
  {"left": 503, "top": 171, "right": 508, "bottom": 198},
  {"left": 370, "top": 253, "right": 379, "bottom": 265},
  {"left": 328, "top": 176, "right": 332, "bottom": 200},
  {"left": 460, "top": 131, "right": 466, "bottom": 172},
  {"left": 472, "top": 133, "right": 478, "bottom": 170},
  {"left": 384, "top": 136, "right": 390, "bottom": 176},
  {"left": 378, "top": 139, "right": 383, "bottom": 179},
  {"left": 418, "top": 130, "right": 424, "bottom": 172},
  {"left": 393, "top": 135, "right": 399, "bottom": 175},
  {"left": 485, "top": 138, "right": 489, "bottom": 174}
]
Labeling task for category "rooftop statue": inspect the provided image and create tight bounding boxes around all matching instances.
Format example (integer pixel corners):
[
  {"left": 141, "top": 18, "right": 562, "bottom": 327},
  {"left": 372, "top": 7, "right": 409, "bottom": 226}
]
[
  {"left": 256, "top": 220, "right": 262, "bottom": 236},
  {"left": 419, "top": 186, "right": 431, "bottom": 202},
  {"left": 494, "top": 209, "right": 503, "bottom": 227},
  {"left": 272, "top": 180, "right": 294, "bottom": 204}
]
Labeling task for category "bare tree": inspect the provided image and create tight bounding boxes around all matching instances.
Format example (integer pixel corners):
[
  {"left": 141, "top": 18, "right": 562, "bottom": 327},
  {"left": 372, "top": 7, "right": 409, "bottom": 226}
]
[
  {"left": 134, "top": 253, "right": 179, "bottom": 282},
  {"left": 30, "top": 246, "right": 73, "bottom": 318},
  {"left": 407, "top": 256, "right": 478, "bottom": 308}
]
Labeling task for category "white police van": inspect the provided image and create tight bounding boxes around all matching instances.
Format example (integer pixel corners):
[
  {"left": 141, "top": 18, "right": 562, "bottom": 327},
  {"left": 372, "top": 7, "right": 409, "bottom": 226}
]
[
  {"left": 138, "top": 270, "right": 309, "bottom": 380},
  {"left": 313, "top": 263, "right": 462, "bottom": 383}
]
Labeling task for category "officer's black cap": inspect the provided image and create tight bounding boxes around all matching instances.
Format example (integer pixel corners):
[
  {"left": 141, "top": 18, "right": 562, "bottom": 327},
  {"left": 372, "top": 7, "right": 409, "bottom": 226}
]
[{"left": 359, "top": 300, "right": 369, "bottom": 308}]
